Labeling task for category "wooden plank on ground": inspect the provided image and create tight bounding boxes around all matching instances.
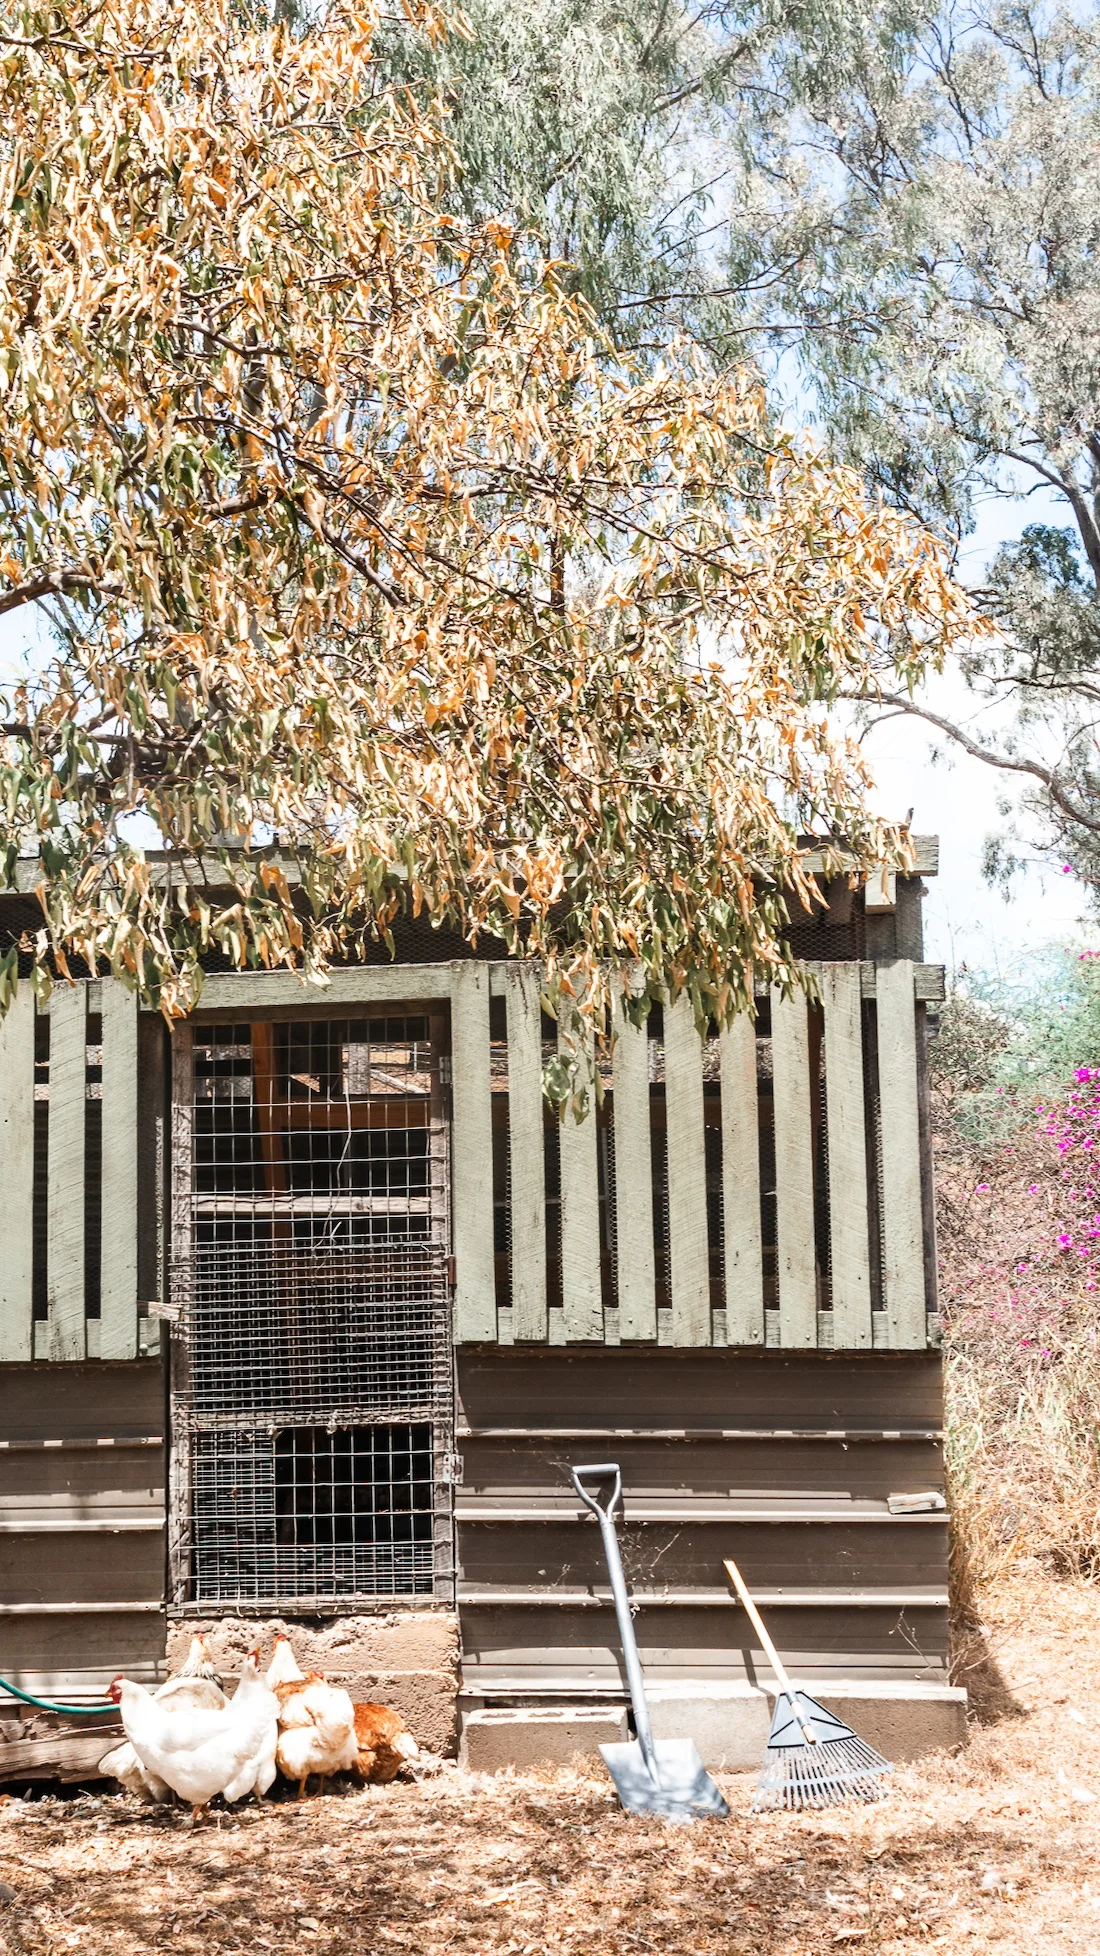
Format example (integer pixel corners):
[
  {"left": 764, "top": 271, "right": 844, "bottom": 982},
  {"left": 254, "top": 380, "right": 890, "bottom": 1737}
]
[
  {"left": 99, "top": 983, "right": 139, "bottom": 1360},
  {"left": 506, "top": 966, "right": 547, "bottom": 1342},
  {"left": 558, "top": 1019, "right": 603, "bottom": 1342},
  {"left": 770, "top": 989, "right": 817, "bottom": 1350},
  {"left": 452, "top": 965, "right": 497, "bottom": 1342},
  {"left": 822, "top": 964, "right": 872, "bottom": 1350},
  {"left": 611, "top": 983, "right": 655, "bottom": 1341},
  {"left": 720, "top": 1010, "right": 763, "bottom": 1346},
  {"left": 0, "top": 988, "right": 34, "bottom": 1362},
  {"left": 663, "top": 996, "right": 710, "bottom": 1347},
  {"left": 47, "top": 989, "right": 86, "bottom": 1362},
  {"left": 0, "top": 1726, "right": 123, "bottom": 1783},
  {"left": 876, "top": 960, "right": 927, "bottom": 1348}
]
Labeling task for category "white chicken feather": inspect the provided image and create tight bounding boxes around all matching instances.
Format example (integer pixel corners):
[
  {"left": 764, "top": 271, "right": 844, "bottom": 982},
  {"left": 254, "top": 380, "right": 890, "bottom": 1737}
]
[
  {"left": 100, "top": 1634, "right": 226, "bottom": 1802},
  {"left": 266, "top": 1634, "right": 358, "bottom": 1795},
  {"left": 109, "top": 1650, "right": 278, "bottom": 1821}
]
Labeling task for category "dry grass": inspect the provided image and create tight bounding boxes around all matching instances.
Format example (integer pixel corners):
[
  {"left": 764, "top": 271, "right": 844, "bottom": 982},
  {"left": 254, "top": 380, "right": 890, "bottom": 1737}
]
[
  {"left": 1, "top": 1575, "right": 1099, "bottom": 1956},
  {"left": 935, "top": 1083, "right": 1100, "bottom": 1608}
]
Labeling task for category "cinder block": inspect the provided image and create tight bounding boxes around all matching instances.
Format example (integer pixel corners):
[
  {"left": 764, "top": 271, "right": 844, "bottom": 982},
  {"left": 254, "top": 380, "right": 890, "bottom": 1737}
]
[
  {"left": 461, "top": 1705, "right": 628, "bottom": 1772},
  {"left": 807, "top": 1682, "right": 967, "bottom": 1762},
  {"left": 646, "top": 1682, "right": 771, "bottom": 1769},
  {"left": 168, "top": 1612, "right": 459, "bottom": 1755},
  {"left": 647, "top": 1680, "right": 966, "bottom": 1768}
]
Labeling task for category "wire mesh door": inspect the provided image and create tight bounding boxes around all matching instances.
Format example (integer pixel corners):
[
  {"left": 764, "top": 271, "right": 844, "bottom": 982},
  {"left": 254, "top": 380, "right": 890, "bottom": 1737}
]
[{"left": 169, "top": 1011, "right": 454, "bottom": 1609}]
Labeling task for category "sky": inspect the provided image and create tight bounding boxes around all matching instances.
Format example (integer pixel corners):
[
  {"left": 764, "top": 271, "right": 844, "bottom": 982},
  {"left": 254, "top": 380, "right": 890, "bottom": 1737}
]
[{"left": 854, "top": 488, "right": 1096, "bottom": 977}]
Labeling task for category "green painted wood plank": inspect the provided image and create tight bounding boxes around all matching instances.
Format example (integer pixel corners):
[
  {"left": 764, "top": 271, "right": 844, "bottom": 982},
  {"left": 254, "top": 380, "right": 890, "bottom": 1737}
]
[
  {"left": 195, "top": 964, "right": 458, "bottom": 1012},
  {"left": 876, "top": 960, "right": 927, "bottom": 1349},
  {"left": 770, "top": 989, "right": 817, "bottom": 1350},
  {"left": 610, "top": 984, "right": 655, "bottom": 1341},
  {"left": 558, "top": 1020, "right": 602, "bottom": 1343},
  {"left": 663, "top": 996, "right": 710, "bottom": 1347},
  {"left": 822, "top": 964, "right": 872, "bottom": 1350},
  {"left": 452, "top": 965, "right": 497, "bottom": 1342},
  {"left": 99, "top": 983, "right": 139, "bottom": 1360},
  {"left": 47, "top": 989, "right": 86, "bottom": 1362},
  {"left": 720, "top": 1010, "right": 763, "bottom": 1346},
  {"left": 0, "top": 989, "right": 35, "bottom": 1361},
  {"left": 506, "top": 966, "right": 547, "bottom": 1342}
]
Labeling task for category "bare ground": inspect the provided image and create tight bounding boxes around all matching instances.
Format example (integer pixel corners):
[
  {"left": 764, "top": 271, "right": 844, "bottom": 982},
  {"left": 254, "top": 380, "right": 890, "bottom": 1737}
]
[{"left": 1, "top": 1576, "right": 1099, "bottom": 1956}]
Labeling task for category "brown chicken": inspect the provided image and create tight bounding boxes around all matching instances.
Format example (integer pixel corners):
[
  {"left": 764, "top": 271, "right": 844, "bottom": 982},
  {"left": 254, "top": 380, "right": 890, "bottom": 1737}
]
[{"left": 352, "top": 1703, "right": 420, "bottom": 1783}]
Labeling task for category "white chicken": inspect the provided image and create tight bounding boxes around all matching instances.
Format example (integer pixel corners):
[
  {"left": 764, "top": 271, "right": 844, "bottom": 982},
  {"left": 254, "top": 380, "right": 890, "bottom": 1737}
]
[
  {"left": 109, "top": 1650, "right": 279, "bottom": 1822},
  {"left": 266, "top": 1634, "right": 358, "bottom": 1797},
  {"left": 100, "top": 1634, "right": 227, "bottom": 1801}
]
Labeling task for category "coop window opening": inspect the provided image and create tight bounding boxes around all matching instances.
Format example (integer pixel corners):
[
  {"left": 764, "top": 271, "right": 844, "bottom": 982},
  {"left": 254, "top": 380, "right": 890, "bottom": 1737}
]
[{"left": 172, "top": 1011, "right": 453, "bottom": 1610}]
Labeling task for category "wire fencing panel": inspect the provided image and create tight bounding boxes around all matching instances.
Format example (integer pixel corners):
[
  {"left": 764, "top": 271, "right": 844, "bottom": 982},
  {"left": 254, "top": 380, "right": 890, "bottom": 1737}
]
[{"left": 171, "top": 1013, "right": 453, "bottom": 1609}]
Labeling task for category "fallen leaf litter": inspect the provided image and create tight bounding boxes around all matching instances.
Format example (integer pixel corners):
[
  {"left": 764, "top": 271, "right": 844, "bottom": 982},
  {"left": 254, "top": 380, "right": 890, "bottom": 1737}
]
[{"left": 0, "top": 1573, "right": 1097, "bottom": 1955}]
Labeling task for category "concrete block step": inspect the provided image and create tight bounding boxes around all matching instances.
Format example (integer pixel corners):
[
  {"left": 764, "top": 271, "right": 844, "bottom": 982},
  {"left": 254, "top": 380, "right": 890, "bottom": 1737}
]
[
  {"left": 461, "top": 1705, "right": 628, "bottom": 1772},
  {"left": 460, "top": 1680, "right": 967, "bottom": 1772}
]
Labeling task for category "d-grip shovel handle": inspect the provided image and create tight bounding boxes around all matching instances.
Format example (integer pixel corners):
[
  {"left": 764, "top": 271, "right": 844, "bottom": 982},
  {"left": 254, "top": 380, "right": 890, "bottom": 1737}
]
[
  {"left": 571, "top": 1463, "right": 657, "bottom": 1775},
  {"left": 571, "top": 1463, "right": 623, "bottom": 1520}
]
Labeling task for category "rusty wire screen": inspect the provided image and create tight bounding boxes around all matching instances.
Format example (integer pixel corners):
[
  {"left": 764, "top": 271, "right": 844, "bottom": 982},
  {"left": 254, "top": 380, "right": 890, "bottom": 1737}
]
[{"left": 172, "top": 1014, "right": 453, "bottom": 1608}]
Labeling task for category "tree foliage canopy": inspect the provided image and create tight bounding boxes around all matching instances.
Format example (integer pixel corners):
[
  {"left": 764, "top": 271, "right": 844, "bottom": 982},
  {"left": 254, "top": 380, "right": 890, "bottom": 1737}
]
[
  {"left": 400, "top": 1, "right": 1100, "bottom": 903},
  {"left": 775, "top": 3, "right": 1100, "bottom": 894},
  {"left": 0, "top": 0, "right": 971, "bottom": 1029},
  {"left": 375, "top": 0, "right": 918, "bottom": 345}
]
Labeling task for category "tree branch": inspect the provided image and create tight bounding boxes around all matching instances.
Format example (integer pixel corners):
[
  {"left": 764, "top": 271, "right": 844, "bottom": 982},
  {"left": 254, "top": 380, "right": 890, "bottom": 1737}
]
[
  {"left": 0, "top": 568, "right": 121, "bottom": 617},
  {"left": 841, "top": 688, "right": 1100, "bottom": 837}
]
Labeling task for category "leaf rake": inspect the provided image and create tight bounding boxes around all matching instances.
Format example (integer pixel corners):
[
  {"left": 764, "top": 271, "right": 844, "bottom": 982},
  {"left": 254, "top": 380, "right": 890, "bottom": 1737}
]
[{"left": 724, "top": 1558, "right": 892, "bottom": 1812}]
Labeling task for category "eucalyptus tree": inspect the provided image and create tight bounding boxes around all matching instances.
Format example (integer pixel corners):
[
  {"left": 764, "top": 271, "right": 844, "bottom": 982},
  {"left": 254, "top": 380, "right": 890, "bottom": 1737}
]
[
  {"left": 765, "top": 3, "right": 1100, "bottom": 895},
  {"left": 0, "top": 0, "right": 972, "bottom": 1035},
  {"left": 384, "top": 2, "right": 1100, "bottom": 896},
  {"left": 376, "top": 0, "right": 922, "bottom": 347}
]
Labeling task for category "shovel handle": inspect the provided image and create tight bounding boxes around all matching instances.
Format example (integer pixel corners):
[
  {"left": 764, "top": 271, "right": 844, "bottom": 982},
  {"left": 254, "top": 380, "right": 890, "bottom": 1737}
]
[
  {"left": 571, "top": 1464, "right": 623, "bottom": 1521},
  {"left": 724, "top": 1558, "right": 817, "bottom": 1746}
]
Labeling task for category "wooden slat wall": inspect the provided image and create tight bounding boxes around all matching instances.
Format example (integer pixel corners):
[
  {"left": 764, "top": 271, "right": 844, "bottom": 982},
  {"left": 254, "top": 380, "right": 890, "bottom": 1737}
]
[
  {"left": 876, "top": 959, "right": 928, "bottom": 1349},
  {"left": 0, "top": 979, "right": 151, "bottom": 1366},
  {"left": 10, "top": 959, "right": 935, "bottom": 1359},
  {"left": 47, "top": 988, "right": 87, "bottom": 1361},
  {"left": 505, "top": 966, "right": 547, "bottom": 1342},
  {"left": 611, "top": 985, "right": 655, "bottom": 1342},
  {"left": 0, "top": 989, "right": 34, "bottom": 1361}
]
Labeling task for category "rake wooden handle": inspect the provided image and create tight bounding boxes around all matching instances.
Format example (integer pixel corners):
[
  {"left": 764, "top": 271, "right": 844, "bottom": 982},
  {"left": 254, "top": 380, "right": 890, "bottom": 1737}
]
[{"left": 724, "top": 1558, "right": 818, "bottom": 1746}]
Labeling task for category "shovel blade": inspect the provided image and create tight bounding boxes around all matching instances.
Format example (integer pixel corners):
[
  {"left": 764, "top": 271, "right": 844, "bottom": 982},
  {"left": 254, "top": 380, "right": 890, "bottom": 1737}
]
[{"left": 599, "top": 1738, "right": 730, "bottom": 1821}]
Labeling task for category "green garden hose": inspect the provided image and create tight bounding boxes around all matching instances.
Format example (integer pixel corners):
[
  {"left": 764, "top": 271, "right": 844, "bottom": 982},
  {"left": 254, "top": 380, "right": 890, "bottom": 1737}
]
[{"left": 0, "top": 1676, "right": 116, "bottom": 1717}]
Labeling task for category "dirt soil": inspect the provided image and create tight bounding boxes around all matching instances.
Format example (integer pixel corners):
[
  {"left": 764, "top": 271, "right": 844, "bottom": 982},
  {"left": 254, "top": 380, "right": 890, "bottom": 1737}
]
[{"left": 1, "top": 1575, "right": 1098, "bottom": 1955}]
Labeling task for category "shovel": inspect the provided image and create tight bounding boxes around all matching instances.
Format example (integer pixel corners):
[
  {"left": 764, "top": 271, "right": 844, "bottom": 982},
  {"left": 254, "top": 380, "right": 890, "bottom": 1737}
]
[{"left": 571, "top": 1464, "right": 729, "bottom": 1821}]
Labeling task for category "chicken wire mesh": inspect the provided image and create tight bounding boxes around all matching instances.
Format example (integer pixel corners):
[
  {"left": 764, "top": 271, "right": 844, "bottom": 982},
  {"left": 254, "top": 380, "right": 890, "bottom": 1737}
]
[
  {"left": 187, "top": 1422, "right": 440, "bottom": 1604},
  {"left": 171, "top": 1014, "right": 453, "bottom": 1609}
]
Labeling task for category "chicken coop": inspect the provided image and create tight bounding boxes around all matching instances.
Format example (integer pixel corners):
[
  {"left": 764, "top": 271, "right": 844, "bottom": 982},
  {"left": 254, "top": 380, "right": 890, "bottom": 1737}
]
[{"left": 0, "top": 839, "right": 965, "bottom": 1780}]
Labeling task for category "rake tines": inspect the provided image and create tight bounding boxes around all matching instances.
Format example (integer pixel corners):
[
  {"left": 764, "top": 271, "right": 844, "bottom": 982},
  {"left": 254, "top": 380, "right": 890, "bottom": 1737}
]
[
  {"left": 724, "top": 1559, "right": 894, "bottom": 1815},
  {"left": 753, "top": 1726, "right": 892, "bottom": 1813}
]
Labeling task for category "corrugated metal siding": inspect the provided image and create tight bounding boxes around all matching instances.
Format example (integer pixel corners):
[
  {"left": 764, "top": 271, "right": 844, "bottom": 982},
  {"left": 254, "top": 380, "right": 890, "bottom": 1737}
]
[{"left": 455, "top": 1347, "right": 948, "bottom": 1702}]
